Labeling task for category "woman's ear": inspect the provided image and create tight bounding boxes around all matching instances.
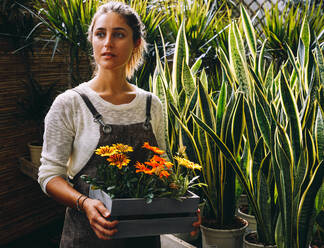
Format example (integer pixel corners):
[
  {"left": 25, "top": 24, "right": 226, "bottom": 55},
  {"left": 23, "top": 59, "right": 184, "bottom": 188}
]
[{"left": 134, "top": 38, "right": 141, "bottom": 48}]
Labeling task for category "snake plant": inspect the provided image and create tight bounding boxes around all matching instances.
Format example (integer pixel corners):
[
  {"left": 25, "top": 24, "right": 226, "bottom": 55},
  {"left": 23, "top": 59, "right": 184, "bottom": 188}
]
[
  {"left": 217, "top": 7, "right": 324, "bottom": 247},
  {"left": 151, "top": 20, "right": 246, "bottom": 228}
]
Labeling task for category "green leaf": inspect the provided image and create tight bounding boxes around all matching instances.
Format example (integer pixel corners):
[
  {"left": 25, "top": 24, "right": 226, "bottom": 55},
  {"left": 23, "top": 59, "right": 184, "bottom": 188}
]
[
  {"left": 182, "top": 61, "right": 196, "bottom": 101},
  {"left": 216, "top": 81, "right": 227, "bottom": 137},
  {"left": 315, "top": 41, "right": 324, "bottom": 88},
  {"left": 172, "top": 21, "right": 189, "bottom": 95},
  {"left": 258, "top": 39, "right": 267, "bottom": 80},
  {"left": 297, "top": 160, "right": 324, "bottom": 248},
  {"left": 279, "top": 72, "right": 303, "bottom": 165},
  {"left": 191, "top": 58, "right": 202, "bottom": 76},
  {"left": 255, "top": 98, "right": 271, "bottom": 148},
  {"left": 231, "top": 93, "right": 244, "bottom": 155},
  {"left": 315, "top": 107, "right": 324, "bottom": 161},
  {"left": 191, "top": 112, "right": 267, "bottom": 238},
  {"left": 299, "top": 17, "right": 310, "bottom": 70},
  {"left": 241, "top": 5, "right": 257, "bottom": 62},
  {"left": 229, "top": 22, "right": 250, "bottom": 96}
]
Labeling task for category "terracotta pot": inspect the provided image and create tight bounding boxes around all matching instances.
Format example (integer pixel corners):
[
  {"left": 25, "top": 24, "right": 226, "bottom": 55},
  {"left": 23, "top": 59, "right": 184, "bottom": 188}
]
[
  {"left": 28, "top": 142, "right": 42, "bottom": 166},
  {"left": 237, "top": 207, "right": 257, "bottom": 233},
  {"left": 243, "top": 232, "right": 277, "bottom": 248},
  {"left": 200, "top": 217, "right": 248, "bottom": 248}
]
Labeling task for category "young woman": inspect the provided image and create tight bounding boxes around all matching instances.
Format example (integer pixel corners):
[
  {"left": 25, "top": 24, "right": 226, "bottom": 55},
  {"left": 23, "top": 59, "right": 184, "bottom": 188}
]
[{"left": 38, "top": 2, "right": 199, "bottom": 247}]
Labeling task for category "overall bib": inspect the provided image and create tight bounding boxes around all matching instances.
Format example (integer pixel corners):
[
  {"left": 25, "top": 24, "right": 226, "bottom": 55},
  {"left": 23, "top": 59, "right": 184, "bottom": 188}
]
[{"left": 60, "top": 92, "right": 161, "bottom": 248}]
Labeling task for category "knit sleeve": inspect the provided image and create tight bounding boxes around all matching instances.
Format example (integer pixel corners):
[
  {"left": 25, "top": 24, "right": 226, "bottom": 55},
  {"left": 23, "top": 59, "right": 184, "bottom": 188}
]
[
  {"left": 151, "top": 94, "right": 168, "bottom": 155},
  {"left": 38, "top": 91, "right": 76, "bottom": 194}
]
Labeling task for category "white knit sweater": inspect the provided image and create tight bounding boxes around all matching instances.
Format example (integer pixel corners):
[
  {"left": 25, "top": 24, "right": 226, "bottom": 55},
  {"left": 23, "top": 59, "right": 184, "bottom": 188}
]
[{"left": 38, "top": 82, "right": 166, "bottom": 194}]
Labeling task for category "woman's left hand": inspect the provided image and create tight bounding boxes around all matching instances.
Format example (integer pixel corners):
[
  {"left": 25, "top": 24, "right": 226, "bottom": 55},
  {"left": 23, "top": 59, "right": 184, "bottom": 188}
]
[{"left": 190, "top": 208, "right": 201, "bottom": 237}]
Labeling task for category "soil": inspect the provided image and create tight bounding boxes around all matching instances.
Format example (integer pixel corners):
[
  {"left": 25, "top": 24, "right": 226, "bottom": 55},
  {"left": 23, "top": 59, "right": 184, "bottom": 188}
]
[{"left": 202, "top": 215, "right": 247, "bottom": 230}]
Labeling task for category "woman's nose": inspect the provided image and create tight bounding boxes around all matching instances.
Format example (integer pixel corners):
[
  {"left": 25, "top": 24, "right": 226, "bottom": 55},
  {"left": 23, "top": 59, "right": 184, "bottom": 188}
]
[{"left": 104, "top": 34, "right": 113, "bottom": 47}]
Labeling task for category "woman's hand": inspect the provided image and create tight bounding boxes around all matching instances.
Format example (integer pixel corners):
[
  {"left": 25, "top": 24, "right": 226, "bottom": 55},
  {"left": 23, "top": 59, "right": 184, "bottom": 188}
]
[
  {"left": 83, "top": 198, "right": 118, "bottom": 240},
  {"left": 190, "top": 208, "right": 201, "bottom": 237}
]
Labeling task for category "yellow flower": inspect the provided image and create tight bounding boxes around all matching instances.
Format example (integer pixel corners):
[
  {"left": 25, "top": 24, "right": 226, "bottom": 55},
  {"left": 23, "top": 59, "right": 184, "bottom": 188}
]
[
  {"left": 113, "top": 143, "right": 134, "bottom": 153},
  {"left": 95, "top": 146, "right": 117, "bottom": 157},
  {"left": 174, "top": 156, "right": 202, "bottom": 170},
  {"left": 107, "top": 154, "right": 130, "bottom": 169}
]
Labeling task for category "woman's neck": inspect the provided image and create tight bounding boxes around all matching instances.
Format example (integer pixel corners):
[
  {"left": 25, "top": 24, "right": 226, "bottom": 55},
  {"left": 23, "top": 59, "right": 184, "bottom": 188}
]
[
  {"left": 90, "top": 70, "right": 133, "bottom": 94},
  {"left": 88, "top": 69, "right": 137, "bottom": 105}
]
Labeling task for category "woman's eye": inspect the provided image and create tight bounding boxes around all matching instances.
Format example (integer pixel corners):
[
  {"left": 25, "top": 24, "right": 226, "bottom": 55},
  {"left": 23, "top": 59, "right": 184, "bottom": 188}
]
[
  {"left": 114, "top": 32, "right": 125, "bottom": 38},
  {"left": 95, "top": 32, "right": 105, "bottom": 38}
]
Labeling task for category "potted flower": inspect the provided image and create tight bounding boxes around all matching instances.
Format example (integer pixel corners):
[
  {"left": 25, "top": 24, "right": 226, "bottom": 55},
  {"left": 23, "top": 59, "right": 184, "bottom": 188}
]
[{"left": 81, "top": 142, "right": 203, "bottom": 239}]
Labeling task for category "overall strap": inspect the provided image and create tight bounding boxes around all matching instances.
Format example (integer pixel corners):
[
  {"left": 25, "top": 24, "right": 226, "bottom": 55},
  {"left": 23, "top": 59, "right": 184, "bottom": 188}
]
[
  {"left": 73, "top": 90, "right": 112, "bottom": 134},
  {"left": 144, "top": 94, "right": 152, "bottom": 130}
]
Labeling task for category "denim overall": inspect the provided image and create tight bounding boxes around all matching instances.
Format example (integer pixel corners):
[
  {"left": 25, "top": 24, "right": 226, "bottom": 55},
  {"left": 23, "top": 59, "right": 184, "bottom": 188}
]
[{"left": 59, "top": 92, "right": 161, "bottom": 248}]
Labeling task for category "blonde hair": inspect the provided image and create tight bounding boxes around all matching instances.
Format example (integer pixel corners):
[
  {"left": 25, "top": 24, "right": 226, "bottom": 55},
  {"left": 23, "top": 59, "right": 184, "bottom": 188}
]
[{"left": 88, "top": 1, "right": 147, "bottom": 79}]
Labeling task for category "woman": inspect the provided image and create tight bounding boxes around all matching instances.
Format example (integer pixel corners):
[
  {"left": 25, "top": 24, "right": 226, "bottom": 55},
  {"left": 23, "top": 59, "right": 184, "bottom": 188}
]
[{"left": 38, "top": 2, "right": 199, "bottom": 247}]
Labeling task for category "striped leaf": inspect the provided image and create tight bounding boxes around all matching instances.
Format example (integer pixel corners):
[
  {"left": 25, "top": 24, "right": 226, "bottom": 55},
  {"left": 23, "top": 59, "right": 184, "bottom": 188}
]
[
  {"left": 297, "top": 160, "right": 324, "bottom": 248},
  {"left": 216, "top": 81, "right": 226, "bottom": 137},
  {"left": 258, "top": 39, "right": 267, "bottom": 81},
  {"left": 299, "top": 18, "right": 310, "bottom": 71},
  {"left": 315, "top": 41, "right": 324, "bottom": 87},
  {"left": 231, "top": 93, "right": 245, "bottom": 156},
  {"left": 255, "top": 98, "right": 271, "bottom": 148},
  {"left": 182, "top": 61, "right": 196, "bottom": 101},
  {"left": 315, "top": 107, "right": 324, "bottom": 161},
  {"left": 279, "top": 72, "right": 303, "bottom": 165},
  {"left": 229, "top": 22, "right": 250, "bottom": 96},
  {"left": 241, "top": 5, "right": 257, "bottom": 64},
  {"left": 191, "top": 112, "right": 265, "bottom": 236},
  {"left": 172, "top": 21, "right": 189, "bottom": 95}
]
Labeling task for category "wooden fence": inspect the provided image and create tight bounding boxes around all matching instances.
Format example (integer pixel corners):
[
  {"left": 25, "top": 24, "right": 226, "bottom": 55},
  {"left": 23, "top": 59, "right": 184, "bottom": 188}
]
[{"left": 0, "top": 36, "right": 89, "bottom": 244}]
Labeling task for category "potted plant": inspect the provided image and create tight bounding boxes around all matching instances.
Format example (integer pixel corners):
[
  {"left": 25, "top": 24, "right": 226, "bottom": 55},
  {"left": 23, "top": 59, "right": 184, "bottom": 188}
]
[
  {"left": 152, "top": 22, "right": 249, "bottom": 248},
  {"left": 81, "top": 142, "right": 202, "bottom": 238},
  {"left": 219, "top": 9, "right": 324, "bottom": 247},
  {"left": 18, "top": 77, "right": 57, "bottom": 166}
]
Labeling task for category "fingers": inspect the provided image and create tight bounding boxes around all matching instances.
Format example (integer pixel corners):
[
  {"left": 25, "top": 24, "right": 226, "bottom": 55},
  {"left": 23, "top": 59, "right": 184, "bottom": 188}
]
[
  {"left": 83, "top": 198, "right": 119, "bottom": 240},
  {"left": 190, "top": 208, "right": 201, "bottom": 237},
  {"left": 92, "top": 221, "right": 118, "bottom": 240}
]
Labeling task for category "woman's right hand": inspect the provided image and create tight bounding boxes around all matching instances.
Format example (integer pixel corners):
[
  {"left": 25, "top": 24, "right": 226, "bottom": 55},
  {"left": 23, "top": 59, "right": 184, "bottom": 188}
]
[{"left": 83, "top": 198, "right": 118, "bottom": 240}]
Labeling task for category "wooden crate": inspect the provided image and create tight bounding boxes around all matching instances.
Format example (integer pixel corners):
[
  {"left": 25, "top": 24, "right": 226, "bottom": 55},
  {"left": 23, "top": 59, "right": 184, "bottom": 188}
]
[{"left": 90, "top": 189, "right": 199, "bottom": 239}]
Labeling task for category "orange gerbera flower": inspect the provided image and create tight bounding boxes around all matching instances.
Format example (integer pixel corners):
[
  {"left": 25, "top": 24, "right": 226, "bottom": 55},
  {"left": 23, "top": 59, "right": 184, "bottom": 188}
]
[
  {"left": 144, "top": 168, "right": 156, "bottom": 175},
  {"left": 142, "top": 142, "right": 165, "bottom": 155},
  {"left": 174, "top": 156, "right": 202, "bottom": 170},
  {"left": 135, "top": 162, "right": 156, "bottom": 175},
  {"left": 151, "top": 155, "right": 166, "bottom": 163},
  {"left": 164, "top": 162, "right": 173, "bottom": 169},
  {"left": 145, "top": 161, "right": 160, "bottom": 168},
  {"left": 107, "top": 154, "right": 130, "bottom": 169},
  {"left": 159, "top": 170, "right": 170, "bottom": 179},
  {"left": 113, "top": 143, "right": 133, "bottom": 153},
  {"left": 95, "top": 146, "right": 117, "bottom": 157},
  {"left": 135, "top": 162, "right": 147, "bottom": 173}
]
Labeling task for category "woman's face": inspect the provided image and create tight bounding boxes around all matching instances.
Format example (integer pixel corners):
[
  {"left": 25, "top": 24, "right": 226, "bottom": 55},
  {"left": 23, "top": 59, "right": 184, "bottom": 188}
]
[{"left": 92, "top": 12, "right": 138, "bottom": 73}]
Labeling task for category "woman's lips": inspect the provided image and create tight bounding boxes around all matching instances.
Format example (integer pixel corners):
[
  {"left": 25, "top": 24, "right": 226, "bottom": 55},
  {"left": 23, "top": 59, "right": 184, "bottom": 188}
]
[{"left": 102, "top": 52, "right": 115, "bottom": 59}]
